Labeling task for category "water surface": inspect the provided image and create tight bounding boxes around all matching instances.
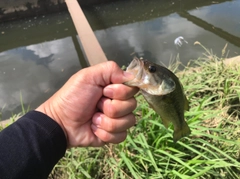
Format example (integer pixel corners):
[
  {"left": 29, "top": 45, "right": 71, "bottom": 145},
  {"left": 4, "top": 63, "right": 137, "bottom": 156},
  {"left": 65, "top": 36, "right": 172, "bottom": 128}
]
[{"left": 0, "top": 0, "right": 240, "bottom": 119}]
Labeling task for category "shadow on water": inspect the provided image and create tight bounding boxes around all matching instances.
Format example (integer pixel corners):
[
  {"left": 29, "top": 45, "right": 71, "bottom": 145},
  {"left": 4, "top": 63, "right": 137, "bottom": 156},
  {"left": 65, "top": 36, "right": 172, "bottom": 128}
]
[
  {"left": 0, "top": 0, "right": 240, "bottom": 119},
  {"left": 16, "top": 47, "right": 55, "bottom": 68},
  {"left": 178, "top": 10, "right": 240, "bottom": 48}
]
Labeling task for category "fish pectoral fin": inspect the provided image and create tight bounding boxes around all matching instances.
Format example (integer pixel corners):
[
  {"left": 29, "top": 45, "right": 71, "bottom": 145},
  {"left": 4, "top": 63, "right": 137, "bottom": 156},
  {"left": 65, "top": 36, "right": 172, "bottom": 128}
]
[
  {"left": 173, "top": 121, "right": 191, "bottom": 143},
  {"left": 161, "top": 117, "right": 171, "bottom": 128}
]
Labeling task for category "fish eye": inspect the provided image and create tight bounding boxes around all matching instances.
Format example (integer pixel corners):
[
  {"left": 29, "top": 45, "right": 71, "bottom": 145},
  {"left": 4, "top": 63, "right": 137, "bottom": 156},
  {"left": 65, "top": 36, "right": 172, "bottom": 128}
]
[{"left": 148, "top": 65, "right": 156, "bottom": 73}]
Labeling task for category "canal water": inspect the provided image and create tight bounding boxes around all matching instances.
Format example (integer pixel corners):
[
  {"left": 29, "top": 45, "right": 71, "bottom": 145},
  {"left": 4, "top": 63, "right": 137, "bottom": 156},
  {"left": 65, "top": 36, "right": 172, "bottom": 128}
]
[{"left": 0, "top": 0, "right": 240, "bottom": 119}]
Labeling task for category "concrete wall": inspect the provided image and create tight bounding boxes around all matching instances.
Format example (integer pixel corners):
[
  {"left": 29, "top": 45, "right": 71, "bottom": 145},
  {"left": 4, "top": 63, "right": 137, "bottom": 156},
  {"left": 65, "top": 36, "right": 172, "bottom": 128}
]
[{"left": 0, "top": 0, "right": 113, "bottom": 22}]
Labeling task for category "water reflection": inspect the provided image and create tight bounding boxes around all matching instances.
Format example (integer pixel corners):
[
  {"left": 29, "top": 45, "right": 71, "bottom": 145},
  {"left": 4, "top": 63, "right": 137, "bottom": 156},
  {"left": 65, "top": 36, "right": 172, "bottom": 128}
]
[
  {"left": 0, "top": 37, "right": 81, "bottom": 119},
  {"left": 95, "top": 13, "right": 213, "bottom": 67},
  {"left": 0, "top": 0, "right": 240, "bottom": 119},
  {"left": 190, "top": 0, "right": 240, "bottom": 38},
  {"left": 93, "top": 0, "right": 240, "bottom": 67}
]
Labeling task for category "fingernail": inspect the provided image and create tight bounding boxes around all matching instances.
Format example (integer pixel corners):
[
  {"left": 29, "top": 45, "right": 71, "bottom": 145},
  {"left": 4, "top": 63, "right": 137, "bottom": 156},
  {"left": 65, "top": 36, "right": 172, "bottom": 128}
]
[
  {"left": 123, "top": 71, "right": 134, "bottom": 80},
  {"left": 91, "top": 124, "right": 97, "bottom": 132},
  {"left": 104, "top": 87, "right": 113, "bottom": 97},
  {"left": 93, "top": 115, "right": 102, "bottom": 126}
]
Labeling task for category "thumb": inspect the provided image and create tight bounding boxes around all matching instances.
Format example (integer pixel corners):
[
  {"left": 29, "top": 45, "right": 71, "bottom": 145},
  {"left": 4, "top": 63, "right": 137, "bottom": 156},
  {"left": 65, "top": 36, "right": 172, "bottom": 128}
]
[{"left": 79, "top": 61, "right": 134, "bottom": 86}]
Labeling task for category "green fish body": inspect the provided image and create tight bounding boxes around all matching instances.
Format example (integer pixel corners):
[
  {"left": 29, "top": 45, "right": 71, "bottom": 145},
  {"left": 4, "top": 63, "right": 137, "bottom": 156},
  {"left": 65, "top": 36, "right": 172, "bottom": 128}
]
[{"left": 125, "top": 57, "right": 191, "bottom": 142}]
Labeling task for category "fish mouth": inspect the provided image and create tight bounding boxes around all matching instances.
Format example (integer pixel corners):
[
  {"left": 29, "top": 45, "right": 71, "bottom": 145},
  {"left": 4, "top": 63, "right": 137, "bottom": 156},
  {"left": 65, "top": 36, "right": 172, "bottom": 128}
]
[
  {"left": 124, "top": 57, "right": 146, "bottom": 88},
  {"left": 125, "top": 57, "right": 145, "bottom": 79}
]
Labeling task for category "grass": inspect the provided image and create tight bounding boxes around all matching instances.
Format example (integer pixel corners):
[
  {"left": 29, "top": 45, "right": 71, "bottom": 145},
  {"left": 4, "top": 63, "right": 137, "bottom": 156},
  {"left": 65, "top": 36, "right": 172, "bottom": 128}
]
[
  {"left": 49, "top": 43, "right": 240, "bottom": 179},
  {"left": 1, "top": 44, "right": 239, "bottom": 178},
  {"left": 0, "top": 92, "right": 29, "bottom": 129}
]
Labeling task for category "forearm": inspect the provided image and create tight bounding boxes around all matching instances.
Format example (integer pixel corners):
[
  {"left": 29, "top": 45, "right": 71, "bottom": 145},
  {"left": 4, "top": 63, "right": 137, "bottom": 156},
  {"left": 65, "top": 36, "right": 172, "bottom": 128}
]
[{"left": 0, "top": 111, "right": 67, "bottom": 179}]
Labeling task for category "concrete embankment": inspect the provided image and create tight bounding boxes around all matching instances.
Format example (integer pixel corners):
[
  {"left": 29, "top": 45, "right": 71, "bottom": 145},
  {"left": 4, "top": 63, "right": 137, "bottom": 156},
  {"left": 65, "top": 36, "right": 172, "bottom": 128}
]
[{"left": 0, "top": 0, "right": 114, "bottom": 22}]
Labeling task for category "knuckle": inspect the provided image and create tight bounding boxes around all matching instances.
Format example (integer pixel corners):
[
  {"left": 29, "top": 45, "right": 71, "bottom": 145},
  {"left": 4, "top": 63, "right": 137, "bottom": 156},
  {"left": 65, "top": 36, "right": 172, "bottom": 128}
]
[
  {"left": 101, "top": 131, "right": 127, "bottom": 144},
  {"left": 113, "top": 132, "right": 127, "bottom": 144},
  {"left": 131, "top": 98, "right": 138, "bottom": 110},
  {"left": 105, "top": 61, "right": 119, "bottom": 74},
  {"left": 107, "top": 61, "right": 118, "bottom": 69},
  {"left": 129, "top": 113, "right": 136, "bottom": 126}
]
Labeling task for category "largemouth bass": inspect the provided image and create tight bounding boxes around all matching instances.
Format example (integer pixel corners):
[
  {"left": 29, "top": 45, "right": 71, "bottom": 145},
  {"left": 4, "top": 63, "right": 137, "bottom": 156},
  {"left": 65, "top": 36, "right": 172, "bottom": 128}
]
[{"left": 125, "top": 57, "right": 191, "bottom": 142}]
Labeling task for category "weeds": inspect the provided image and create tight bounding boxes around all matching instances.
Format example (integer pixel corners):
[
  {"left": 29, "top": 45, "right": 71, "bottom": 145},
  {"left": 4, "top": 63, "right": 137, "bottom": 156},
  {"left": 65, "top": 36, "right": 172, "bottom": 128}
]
[
  {"left": 49, "top": 43, "right": 240, "bottom": 178},
  {"left": 1, "top": 44, "right": 239, "bottom": 178},
  {"left": 0, "top": 92, "right": 29, "bottom": 128}
]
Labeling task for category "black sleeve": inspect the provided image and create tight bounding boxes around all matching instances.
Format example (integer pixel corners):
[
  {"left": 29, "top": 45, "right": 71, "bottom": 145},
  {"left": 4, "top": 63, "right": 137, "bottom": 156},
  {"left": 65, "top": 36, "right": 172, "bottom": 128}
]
[{"left": 0, "top": 111, "right": 67, "bottom": 179}]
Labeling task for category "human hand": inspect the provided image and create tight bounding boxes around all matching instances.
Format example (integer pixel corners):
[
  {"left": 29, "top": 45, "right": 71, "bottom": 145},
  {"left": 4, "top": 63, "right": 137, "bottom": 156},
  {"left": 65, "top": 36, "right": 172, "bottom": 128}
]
[{"left": 36, "top": 61, "right": 139, "bottom": 148}]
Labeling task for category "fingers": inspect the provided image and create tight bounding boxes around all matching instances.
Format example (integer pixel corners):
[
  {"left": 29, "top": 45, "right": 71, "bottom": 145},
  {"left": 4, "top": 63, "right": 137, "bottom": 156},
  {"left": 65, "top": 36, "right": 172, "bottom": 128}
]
[
  {"left": 91, "top": 125, "right": 127, "bottom": 144},
  {"left": 93, "top": 84, "right": 137, "bottom": 143},
  {"left": 92, "top": 113, "right": 136, "bottom": 133},
  {"left": 97, "top": 97, "right": 137, "bottom": 118},
  {"left": 93, "top": 95, "right": 136, "bottom": 143},
  {"left": 103, "top": 84, "right": 139, "bottom": 100},
  {"left": 101, "top": 84, "right": 138, "bottom": 117},
  {"left": 91, "top": 112, "right": 136, "bottom": 143}
]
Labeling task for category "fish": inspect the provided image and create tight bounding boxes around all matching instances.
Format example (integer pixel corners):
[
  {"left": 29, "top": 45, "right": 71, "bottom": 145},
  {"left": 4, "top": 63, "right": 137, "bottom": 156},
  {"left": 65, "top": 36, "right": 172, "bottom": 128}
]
[{"left": 124, "top": 57, "right": 191, "bottom": 142}]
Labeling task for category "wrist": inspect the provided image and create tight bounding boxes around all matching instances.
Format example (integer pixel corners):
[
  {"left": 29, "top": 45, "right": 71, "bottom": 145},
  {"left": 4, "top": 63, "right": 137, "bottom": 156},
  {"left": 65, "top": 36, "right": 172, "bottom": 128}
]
[{"left": 35, "top": 100, "right": 68, "bottom": 141}]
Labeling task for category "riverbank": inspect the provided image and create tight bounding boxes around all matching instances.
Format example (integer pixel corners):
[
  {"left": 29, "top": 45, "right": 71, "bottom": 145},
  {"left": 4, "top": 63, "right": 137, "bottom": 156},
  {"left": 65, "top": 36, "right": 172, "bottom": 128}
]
[
  {"left": 1, "top": 47, "right": 240, "bottom": 178},
  {"left": 0, "top": 0, "right": 115, "bottom": 22},
  {"left": 50, "top": 49, "right": 240, "bottom": 178}
]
